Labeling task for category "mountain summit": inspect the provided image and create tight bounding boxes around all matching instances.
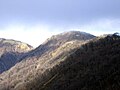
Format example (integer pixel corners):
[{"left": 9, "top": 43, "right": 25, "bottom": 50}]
[{"left": 30, "top": 31, "right": 95, "bottom": 57}]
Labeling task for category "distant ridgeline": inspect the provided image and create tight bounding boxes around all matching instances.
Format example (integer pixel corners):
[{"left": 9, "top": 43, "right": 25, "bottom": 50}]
[{"left": 0, "top": 38, "right": 33, "bottom": 73}]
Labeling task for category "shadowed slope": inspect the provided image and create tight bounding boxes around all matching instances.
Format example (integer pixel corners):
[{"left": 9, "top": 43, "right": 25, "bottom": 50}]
[{"left": 31, "top": 34, "right": 120, "bottom": 90}]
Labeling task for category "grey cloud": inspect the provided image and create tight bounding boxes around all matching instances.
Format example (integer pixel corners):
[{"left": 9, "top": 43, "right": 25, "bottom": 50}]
[{"left": 0, "top": 0, "right": 120, "bottom": 26}]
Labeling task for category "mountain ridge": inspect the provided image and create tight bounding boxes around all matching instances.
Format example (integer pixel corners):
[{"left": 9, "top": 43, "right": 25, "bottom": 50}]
[
  {"left": 0, "top": 31, "right": 95, "bottom": 89},
  {"left": 19, "top": 31, "right": 95, "bottom": 61},
  {"left": 27, "top": 33, "right": 120, "bottom": 90},
  {"left": 0, "top": 31, "right": 119, "bottom": 90}
]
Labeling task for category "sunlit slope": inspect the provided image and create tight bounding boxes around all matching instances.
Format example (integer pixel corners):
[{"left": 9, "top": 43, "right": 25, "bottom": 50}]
[{"left": 0, "top": 31, "right": 95, "bottom": 90}]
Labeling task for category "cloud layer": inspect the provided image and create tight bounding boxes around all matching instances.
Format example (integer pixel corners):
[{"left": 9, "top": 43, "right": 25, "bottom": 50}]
[
  {"left": 0, "top": 0, "right": 120, "bottom": 47},
  {"left": 0, "top": 18, "right": 120, "bottom": 47},
  {"left": 0, "top": 0, "right": 120, "bottom": 25}
]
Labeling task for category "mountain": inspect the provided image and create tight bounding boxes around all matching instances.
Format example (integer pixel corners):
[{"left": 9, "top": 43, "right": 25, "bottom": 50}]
[
  {"left": 1, "top": 32, "right": 120, "bottom": 90},
  {"left": 0, "top": 31, "right": 95, "bottom": 90},
  {"left": 28, "top": 33, "right": 120, "bottom": 90},
  {"left": 0, "top": 32, "right": 120, "bottom": 90},
  {"left": 0, "top": 38, "right": 33, "bottom": 73},
  {"left": 8, "top": 33, "right": 120, "bottom": 90},
  {"left": 23, "top": 31, "right": 95, "bottom": 58}
]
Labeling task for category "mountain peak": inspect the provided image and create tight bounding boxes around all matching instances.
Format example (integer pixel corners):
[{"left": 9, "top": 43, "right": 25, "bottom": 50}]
[
  {"left": 45, "top": 31, "right": 95, "bottom": 45},
  {"left": 61, "top": 31, "right": 91, "bottom": 35},
  {"left": 30, "top": 31, "right": 95, "bottom": 58}
]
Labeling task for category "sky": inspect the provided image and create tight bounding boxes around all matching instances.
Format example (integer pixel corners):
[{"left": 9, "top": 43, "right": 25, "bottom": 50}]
[{"left": 0, "top": 0, "right": 120, "bottom": 47}]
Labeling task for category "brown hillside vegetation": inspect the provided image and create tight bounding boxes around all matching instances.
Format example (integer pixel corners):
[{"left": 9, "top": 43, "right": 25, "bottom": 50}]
[
  {"left": 0, "top": 31, "right": 95, "bottom": 90},
  {"left": 23, "top": 34, "right": 120, "bottom": 90}
]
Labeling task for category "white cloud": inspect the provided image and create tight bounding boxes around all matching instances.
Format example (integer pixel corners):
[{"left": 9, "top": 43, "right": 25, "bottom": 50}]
[
  {"left": 71, "top": 18, "right": 120, "bottom": 36},
  {"left": 0, "top": 18, "right": 120, "bottom": 47},
  {"left": 0, "top": 24, "right": 60, "bottom": 47}
]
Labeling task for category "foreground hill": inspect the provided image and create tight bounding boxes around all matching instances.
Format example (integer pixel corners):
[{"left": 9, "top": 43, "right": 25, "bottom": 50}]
[
  {"left": 0, "top": 38, "right": 33, "bottom": 73},
  {"left": 7, "top": 33, "right": 120, "bottom": 90},
  {"left": 29, "top": 33, "right": 120, "bottom": 90},
  {"left": 0, "top": 31, "right": 95, "bottom": 90},
  {"left": 1, "top": 32, "right": 120, "bottom": 90}
]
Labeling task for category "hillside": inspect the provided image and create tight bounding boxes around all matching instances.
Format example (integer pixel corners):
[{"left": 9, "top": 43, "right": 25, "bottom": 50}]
[
  {"left": 0, "top": 31, "right": 95, "bottom": 90},
  {"left": 3, "top": 33, "right": 119, "bottom": 90},
  {"left": 0, "top": 38, "right": 33, "bottom": 73},
  {"left": 29, "top": 33, "right": 120, "bottom": 90},
  {"left": 0, "top": 32, "right": 120, "bottom": 90}
]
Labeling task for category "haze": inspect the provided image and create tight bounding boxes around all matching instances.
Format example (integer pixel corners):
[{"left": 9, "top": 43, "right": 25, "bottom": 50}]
[{"left": 0, "top": 0, "right": 120, "bottom": 47}]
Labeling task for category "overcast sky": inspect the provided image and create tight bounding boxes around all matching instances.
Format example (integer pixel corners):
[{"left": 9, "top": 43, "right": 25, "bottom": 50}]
[{"left": 0, "top": 0, "right": 120, "bottom": 47}]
